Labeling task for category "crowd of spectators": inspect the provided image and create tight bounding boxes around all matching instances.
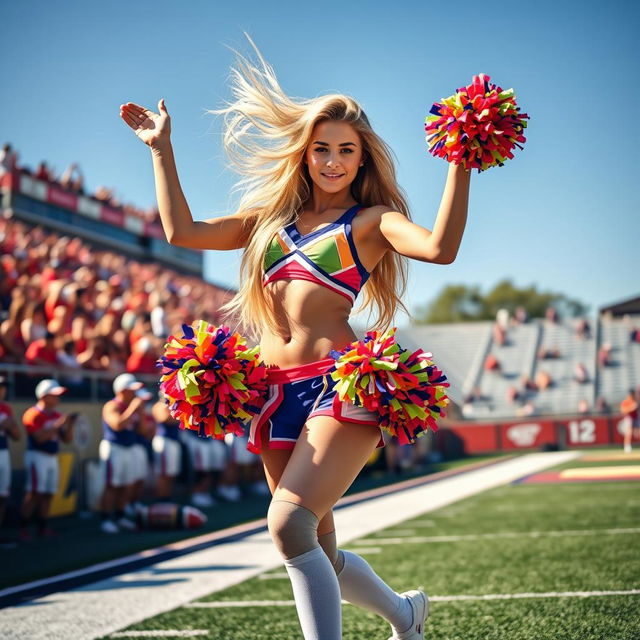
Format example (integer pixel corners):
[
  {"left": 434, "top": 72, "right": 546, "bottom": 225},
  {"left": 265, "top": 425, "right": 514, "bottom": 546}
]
[
  {"left": 0, "top": 215, "right": 235, "bottom": 398},
  {"left": 0, "top": 142, "right": 161, "bottom": 225}
]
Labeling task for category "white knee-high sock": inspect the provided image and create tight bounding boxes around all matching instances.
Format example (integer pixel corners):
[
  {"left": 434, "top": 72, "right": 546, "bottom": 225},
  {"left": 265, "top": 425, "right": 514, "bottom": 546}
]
[
  {"left": 283, "top": 546, "right": 342, "bottom": 640},
  {"left": 317, "top": 530, "right": 413, "bottom": 634},
  {"left": 336, "top": 550, "right": 413, "bottom": 633}
]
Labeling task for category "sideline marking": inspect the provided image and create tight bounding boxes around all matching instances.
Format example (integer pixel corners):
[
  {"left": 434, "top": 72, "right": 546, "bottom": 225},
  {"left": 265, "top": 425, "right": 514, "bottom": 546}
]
[
  {"left": 353, "top": 527, "right": 640, "bottom": 545},
  {"left": 0, "top": 454, "right": 514, "bottom": 607},
  {"left": 186, "top": 589, "right": 640, "bottom": 608}
]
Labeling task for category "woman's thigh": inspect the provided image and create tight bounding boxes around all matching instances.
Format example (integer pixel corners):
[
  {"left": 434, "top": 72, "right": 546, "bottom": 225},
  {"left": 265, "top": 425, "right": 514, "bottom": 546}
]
[
  {"left": 261, "top": 446, "right": 336, "bottom": 535},
  {"left": 271, "top": 415, "right": 381, "bottom": 522}
]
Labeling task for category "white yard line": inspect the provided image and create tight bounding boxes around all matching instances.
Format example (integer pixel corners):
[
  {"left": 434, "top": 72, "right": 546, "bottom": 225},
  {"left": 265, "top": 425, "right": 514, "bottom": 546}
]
[
  {"left": 185, "top": 589, "right": 640, "bottom": 608},
  {"left": 0, "top": 451, "right": 581, "bottom": 640},
  {"left": 353, "top": 527, "right": 640, "bottom": 544}
]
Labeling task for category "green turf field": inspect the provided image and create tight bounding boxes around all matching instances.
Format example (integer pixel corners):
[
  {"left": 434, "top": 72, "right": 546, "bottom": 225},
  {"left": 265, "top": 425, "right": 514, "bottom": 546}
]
[
  {"left": 103, "top": 450, "right": 640, "bottom": 640},
  {"left": 0, "top": 453, "right": 507, "bottom": 590}
]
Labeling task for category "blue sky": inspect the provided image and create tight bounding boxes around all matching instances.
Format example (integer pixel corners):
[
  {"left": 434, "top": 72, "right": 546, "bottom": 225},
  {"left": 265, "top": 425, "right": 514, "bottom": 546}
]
[{"left": 2, "top": 0, "right": 638, "bottom": 327}]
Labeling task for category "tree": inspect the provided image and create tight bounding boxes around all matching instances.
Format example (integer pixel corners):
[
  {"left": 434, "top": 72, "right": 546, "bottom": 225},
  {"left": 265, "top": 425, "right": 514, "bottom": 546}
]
[{"left": 413, "top": 278, "right": 589, "bottom": 324}]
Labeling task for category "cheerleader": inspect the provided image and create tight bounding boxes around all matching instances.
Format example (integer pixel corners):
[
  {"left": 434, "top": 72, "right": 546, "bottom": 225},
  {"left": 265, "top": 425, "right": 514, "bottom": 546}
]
[{"left": 120, "top": 35, "right": 471, "bottom": 640}]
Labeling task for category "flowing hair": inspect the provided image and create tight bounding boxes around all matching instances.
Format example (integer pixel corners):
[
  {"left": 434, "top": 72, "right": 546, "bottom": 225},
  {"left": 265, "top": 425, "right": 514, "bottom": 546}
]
[{"left": 208, "top": 33, "right": 411, "bottom": 342}]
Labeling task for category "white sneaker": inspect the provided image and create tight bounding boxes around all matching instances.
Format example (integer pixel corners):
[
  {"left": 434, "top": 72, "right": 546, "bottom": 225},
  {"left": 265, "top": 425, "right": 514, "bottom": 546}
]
[
  {"left": 101, "top": 519, "right": 120, "bottom": 534},
  {"left": 191, "top": 492, "right": 217, "bottom": 508},
  {"left": 116, "top": 516, "right": 137, "bottom": 531},
  {"left": 624, "top": 444, "right": 632, "bottom": 453},
  {"left": 217, "top": 484, "right": 242, "bottom": 502},
  {"left": 387, "top": 590, "right": 430, "bottom": 640}
]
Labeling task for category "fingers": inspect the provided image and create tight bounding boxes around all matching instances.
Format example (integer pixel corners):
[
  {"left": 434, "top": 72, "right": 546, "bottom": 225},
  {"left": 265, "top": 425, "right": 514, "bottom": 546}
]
[{"left": 120, "top": 109, "right": 141, "bottom": 129}]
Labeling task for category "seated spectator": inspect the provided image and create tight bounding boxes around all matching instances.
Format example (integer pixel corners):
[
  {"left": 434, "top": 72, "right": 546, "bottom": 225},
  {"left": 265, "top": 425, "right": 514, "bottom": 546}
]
[
  {"left": 20, "top": 301, "right": 49, "bottom": 345},
  {"left": 127, "top": 336, "right": 159, "bottom": 374},
  {"left": 535, "top": 369, "right": 553, "bottom": 390},
  {"left": 595, "top": 396, "right": 611, "bottom": 413},
  {"left": 0, "top": 143, "right": 18, "bottom": 177},
  {"left": 493, "top": 322, "right": 507, "bottom": 346},
  {"left": 35, "top": 161, "right": 53, "bottom": 182},
  {"left": 506, "top": 385, "right": 520, "bottom": 404},
  {"left": 598, "top": 343, "right": 613, "bottom": 367},
  {"left": 630, "top": 327, "right": 640, "bottom": 344},
  {"left": 514, "top": 306, "right": 529, "bottom": 325},
  {"left": 484, "top": 353, "right": 501, "bottom": 373},
  {"left": 577, "top": 398, "right": 589, "bottom": 414},
  {"left": 76, "top": 334, "right": 111, "bottom": 370},
  {"left": 59, "top": 162, "right": 85, "bottom": 195},
  {"left": 520, "top": 374, "right": 538, "bottom": 391},
  {"left": 545, "top": 306, "right": 559, "bottom": 323},
  {"left": 25, "top": 330, "right": 59, "bottom": 367},
  {"left": 573, "top": 362, "right": 589, "bottom": 384},
  {"left": 57, "top": 338, "right": 85, "bottom": 388},
  {"left": 575, "top": 318, "right": 591, "bottom": 340},
  {"left": 537, "top": 346, "right": 561, "bottom": 360},
  {"left": 496, "top": 308, "right": 510, "bottom": 331}
]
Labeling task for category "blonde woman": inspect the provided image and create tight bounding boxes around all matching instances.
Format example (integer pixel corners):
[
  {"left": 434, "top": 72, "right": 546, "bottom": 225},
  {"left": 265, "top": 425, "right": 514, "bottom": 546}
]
[{"left": 120, "top": 35, "right": 470, "bottom": 640}]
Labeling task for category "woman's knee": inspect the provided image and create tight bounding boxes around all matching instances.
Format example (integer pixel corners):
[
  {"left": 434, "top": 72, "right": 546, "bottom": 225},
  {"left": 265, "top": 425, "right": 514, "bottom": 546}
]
[{"left": 267, "top": 498, "right": 320, "bottom": 559}]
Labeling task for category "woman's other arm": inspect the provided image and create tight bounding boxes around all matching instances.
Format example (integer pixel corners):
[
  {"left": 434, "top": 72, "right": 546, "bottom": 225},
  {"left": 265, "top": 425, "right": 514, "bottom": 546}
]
[
  {"left": 120, "top": 99, "right": 254, "bottom": 250},
  {"left": 377, "top": 162, "right": 471, "bottom": 264}
]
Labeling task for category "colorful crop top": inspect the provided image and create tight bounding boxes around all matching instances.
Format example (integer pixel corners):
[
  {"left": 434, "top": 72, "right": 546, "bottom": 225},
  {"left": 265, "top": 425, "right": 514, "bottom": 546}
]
[{"left": 263, "top": 204, "right": 371, "bottom": 304}]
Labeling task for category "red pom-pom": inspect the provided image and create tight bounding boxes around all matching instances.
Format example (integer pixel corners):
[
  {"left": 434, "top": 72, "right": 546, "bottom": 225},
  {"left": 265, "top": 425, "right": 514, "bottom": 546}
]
[{"left": 425, "top": 73, "right": 529, "bottom": 172}]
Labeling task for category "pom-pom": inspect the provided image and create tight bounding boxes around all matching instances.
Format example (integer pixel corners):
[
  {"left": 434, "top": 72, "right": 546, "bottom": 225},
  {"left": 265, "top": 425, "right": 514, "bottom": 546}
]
[
  {"left": 328, "top": 327, "right": 450, "bottom": 445},
  {"left": 425, "top": 73, "right": 529, "bottom": 172},
  {"left": 156, "top": 320, "right": 268, "bottom": 439}
]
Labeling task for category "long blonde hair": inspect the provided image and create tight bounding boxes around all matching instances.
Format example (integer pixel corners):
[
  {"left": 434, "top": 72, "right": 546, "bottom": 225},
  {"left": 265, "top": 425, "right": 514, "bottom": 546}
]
[{"left": 209, "top": 34, "right": 411, "bottom": 342}]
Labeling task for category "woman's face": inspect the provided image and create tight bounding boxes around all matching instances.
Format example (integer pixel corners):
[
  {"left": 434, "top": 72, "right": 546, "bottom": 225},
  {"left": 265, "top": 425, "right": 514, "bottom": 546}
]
[{"left": 304, "top": 120, "right": 364, "bottom": 194}]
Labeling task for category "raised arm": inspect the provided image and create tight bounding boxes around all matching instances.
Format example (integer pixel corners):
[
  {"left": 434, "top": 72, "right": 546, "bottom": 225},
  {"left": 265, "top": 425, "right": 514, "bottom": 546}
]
[
  {"left": 120, "top": 99, "right": 255, "bottom": 250},
  {"left": 377, "top": 162, "right": 471, "bottom": 264}
]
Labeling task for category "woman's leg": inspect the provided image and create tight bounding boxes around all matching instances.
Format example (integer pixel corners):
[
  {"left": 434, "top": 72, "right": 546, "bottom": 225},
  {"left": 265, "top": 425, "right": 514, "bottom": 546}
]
[
  {"left": 260, "top": 434, "right": 416, "bottom": 637},
  {"left": 267, "top": 415, "right": 410, "bottom": 639}
]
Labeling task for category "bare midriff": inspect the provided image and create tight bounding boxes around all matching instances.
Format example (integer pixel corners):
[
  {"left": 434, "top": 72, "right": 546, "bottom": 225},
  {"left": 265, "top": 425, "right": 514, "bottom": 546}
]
[{"left": 259, "top": 279, "right": 360, "bottom": 368}]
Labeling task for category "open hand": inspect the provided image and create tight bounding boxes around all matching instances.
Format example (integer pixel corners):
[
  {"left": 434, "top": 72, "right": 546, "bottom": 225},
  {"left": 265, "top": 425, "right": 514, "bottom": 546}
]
[{"left": 120, "top": 99, "right": 171, "bottom": 150}]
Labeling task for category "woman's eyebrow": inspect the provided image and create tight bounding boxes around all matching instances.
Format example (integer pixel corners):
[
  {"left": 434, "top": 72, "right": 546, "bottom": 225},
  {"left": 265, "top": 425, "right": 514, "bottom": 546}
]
[{"left": 312, "top": 141, "right": 358, "bottom": 147}]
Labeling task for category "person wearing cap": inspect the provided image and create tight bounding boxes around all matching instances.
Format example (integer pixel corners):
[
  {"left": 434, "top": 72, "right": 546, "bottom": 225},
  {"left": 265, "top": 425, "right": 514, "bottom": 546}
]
[
  {"left": 0, "top": 376, "right": 22, "bottom": 548},
  {"left": 126, "top": 387, "right": 156, "bottom": 516},
  {"left": 19, "top": 379, "right": 76, "bottom": 541},
  {"left": 98, "top": 373, "right": 146, "bottom": 533}
]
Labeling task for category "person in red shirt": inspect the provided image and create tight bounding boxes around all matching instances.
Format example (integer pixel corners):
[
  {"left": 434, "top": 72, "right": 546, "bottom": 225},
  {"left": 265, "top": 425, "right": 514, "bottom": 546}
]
[
  {"left": 25, "top": 331, "right": 59, "bottom": 367},
  {"left": 19, "top": 379, "right": 76, "bottom": 540},
  {"left": 0, "top": 376, "right": 21, "bottom": 548},
  {"left": 621, "top": 389, "right": 639, "bottom": 454}
]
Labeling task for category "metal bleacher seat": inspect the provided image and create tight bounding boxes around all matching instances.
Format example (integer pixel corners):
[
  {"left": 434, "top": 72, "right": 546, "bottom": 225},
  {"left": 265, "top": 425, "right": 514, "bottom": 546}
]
[
  {"left": 395, "top": 322, "right": 493, "bottom": 408},
  {"left": 530, "top": 317, "right": 596, "bottom": 415},
  {"left": 599, "top": 313, "right": 640, "bottom": 405}
]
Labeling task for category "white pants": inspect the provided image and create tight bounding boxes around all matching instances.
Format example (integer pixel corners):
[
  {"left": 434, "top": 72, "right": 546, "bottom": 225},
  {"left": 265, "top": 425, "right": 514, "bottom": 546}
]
[
  {"left": 182, "top": 432, "right": 228, "bottom": 472},
  {"left": 152, "top": 435, "right": 182, "bottom": 477},
  {"left": 99, "top": 440, "right": 136, "bottom": 488},
  {"left": 0, "top": 448, "right": 11, "bottom": 497},
  {"left": 131, "top": 443, "right": 149, "bottom": 483},
  {"left": 24, "top": 450, "right": 59, "bottom": 495}
]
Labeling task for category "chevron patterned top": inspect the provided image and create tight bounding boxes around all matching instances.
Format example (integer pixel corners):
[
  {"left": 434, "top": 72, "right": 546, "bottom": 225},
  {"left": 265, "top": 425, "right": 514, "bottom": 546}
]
[{"left": 262, "top": 204, "right": 371, "bottom": 304}]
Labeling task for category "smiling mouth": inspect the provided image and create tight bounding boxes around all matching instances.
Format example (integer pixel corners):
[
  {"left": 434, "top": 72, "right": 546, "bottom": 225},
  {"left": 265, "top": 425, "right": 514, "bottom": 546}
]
[{"left": 321, "top": 173, "right": 345, "bottom": 179}]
